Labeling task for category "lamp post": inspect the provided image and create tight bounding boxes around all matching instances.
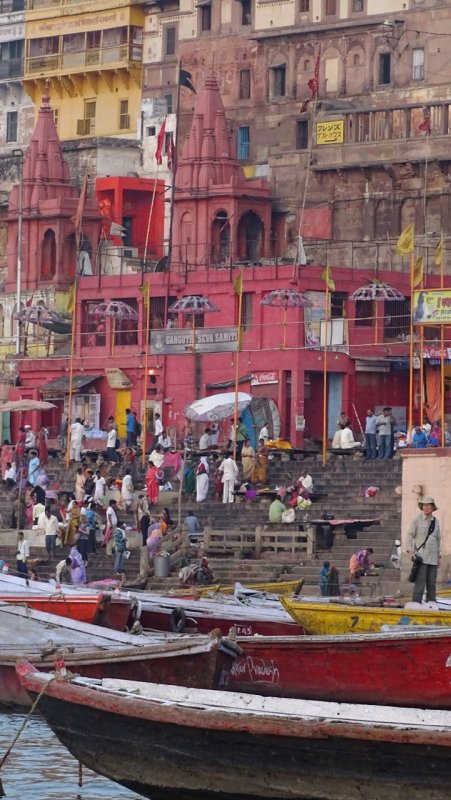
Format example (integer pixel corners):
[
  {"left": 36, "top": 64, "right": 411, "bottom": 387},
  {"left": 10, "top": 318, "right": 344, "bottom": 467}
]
[{"left": 12, "top": 148, "right": 24, "bottom": 355}]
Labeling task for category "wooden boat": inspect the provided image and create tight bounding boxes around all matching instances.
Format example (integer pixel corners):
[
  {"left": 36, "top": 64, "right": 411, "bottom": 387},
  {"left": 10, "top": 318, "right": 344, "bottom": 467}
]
[
  {"left": 0, "top": 573, "right": 131, "bottom": 630},
  {"left": 134, "top": 591, "right": 304, "bottom": 636},
  {"left": 0, "top": 603, "right": 226, "bottom": 708},
  {"left": 280, "top": 597, "right": 451, "bottom": 634},
  {"left": 17, "top": 661, "right": 451, "bottom": 800},
  {"left": 172, "top": 579, "right": 303, "bottom": 598},
  {"left": 217, "top": 627, "right": 451, "bottom": 708}
]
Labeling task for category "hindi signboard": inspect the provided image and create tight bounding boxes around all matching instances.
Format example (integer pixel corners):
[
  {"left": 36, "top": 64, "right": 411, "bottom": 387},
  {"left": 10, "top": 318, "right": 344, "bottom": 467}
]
[
  {"left": 413, "top": 290, "right": 451, "bottom": 325},
  {"left": 150, "top": 326, "right": 239, "bottom": 355}
]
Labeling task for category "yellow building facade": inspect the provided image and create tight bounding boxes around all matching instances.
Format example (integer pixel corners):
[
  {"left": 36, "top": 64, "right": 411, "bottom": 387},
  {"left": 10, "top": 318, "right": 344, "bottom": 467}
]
[{"left": 23, "top": 0, "right": 144, "bottom": 140}]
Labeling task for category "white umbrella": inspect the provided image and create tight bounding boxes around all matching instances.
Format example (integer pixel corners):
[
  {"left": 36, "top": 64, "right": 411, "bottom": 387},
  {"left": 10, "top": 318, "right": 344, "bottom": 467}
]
[
  {"left": 0, "top": 399, "right": 56, "bottom": 412},
  {"left": 185, "top": 392, "right": 252, "bottom": 422}
]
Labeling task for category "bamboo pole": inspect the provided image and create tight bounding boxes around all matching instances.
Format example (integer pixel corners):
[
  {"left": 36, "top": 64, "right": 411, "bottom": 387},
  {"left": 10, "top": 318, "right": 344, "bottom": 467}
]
[
  {"left": 143, "top": 165, "right": 160, "bottom": 272},
  {"left": 142, "top": 284, "right": 151, "bottom": 467},
  {"left": 419, "top": 324, "right": 424, "bottom": 427},
  {"left": 233, "top": 278, "right": 244, "bottom": 462},
  {"left": 440, "top": 243, "right": 445, "bottom": 446},
  {"left": 65, "top": 281, "right": 78, "bottom": 468},
  {"left": 322, "top": 282, "right": 329, "bottom": 468},
  {"left": 408, "top": 250, "right": 415, "bottom": 442}
]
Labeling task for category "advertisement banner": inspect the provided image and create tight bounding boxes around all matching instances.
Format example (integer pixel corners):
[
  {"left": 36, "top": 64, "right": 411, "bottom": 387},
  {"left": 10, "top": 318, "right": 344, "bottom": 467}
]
[
  {"left": 251, "top": 371, "right": 278, "bottom": 386},
  {"left": 413, "top": 290, "right": 451, "bottom": 324},
  {"left": 316, "top": 120, "right": 344, "bottom": 145},
  {"left": 150, "top": 326, "right": 238, "bottom": 355}
]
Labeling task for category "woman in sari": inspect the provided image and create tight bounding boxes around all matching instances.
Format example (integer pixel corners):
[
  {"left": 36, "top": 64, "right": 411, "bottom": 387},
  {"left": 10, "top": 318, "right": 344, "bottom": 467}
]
[
  {"left": 119, "top": 446, "right": 139, "bottom": 482},
  {"left": 69, "top": 544, "right": 87, "bottom": 585},
  {"left": 195, "top": 457, "right": 209, "bottom": 503},
  {"left": 74, "top": 467, "right": 86, "bottom": 503},
  {"left": 37, "top": 427, "right": 48, "bottom": 465},
  {"left": 145, "top": 461, "right": 159, "bottom": 506},
  {"left": 252, "top": 438, "right": 268, "bottom": 484},
  {"left": 241, "top": 438, "right": 255, "bottom": 481},
  {"left": 64, "top": 500, "right": 81, "bottom": 547},
  {"left": 1, "top": 440, "right": 14, "bottom": 479},
  {"left": 15, "top": 428, "right": 26, "bottom": 468},
  {"left": 146, "top": 524, "right": 163, "bottom": 558},
  {"left": 184, "top": 463, "right": 196, "bottom": 497}
]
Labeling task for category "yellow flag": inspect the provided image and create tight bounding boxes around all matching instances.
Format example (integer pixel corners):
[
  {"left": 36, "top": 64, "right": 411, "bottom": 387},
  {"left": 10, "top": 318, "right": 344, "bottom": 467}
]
[
  {"left": 320, "top": 265, "right": 335, "bottom": 292},
  {"left": 139, "top": 283, "right": 150, "bottom": 307},
  {"left": 412, "top": 255, "right": 424, "bottom": 288},
  {"left": 66, "top": 282, "right": 76, "bottom": 314},
  {"left": 396, "top": 223, "right": 414, "bottom": 256},
  {"left": 434, "top": 232, "right": 444, "bottom": 267},
  {"left": 234, "top": 271, "right": 243, "bottom": 296}
]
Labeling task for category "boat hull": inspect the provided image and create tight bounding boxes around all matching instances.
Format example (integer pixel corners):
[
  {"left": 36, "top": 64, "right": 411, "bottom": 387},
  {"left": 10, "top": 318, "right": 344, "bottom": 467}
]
[
  {"left": 19, "top": 678, "right": 451, "bottom": 800},
  {"left": 139, "top": 601, "right": 302, "bottom": 637},
  {"left": 0, "top": 593, "right": 131, "bottom": 631},
  {"left": 280, "top": 599, "right": 451, "bottom": 634},
  {"left": 216, "top": 629, "right": 451, "bottom": 708}
]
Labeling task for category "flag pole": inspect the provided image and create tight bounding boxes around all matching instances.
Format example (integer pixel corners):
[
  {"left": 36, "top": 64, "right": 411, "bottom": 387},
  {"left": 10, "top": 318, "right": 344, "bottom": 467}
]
[
  {"left": 419, "top": 324, "right": 424, "bottom": 426},
  {"left": 440, "top": 237, "right": 445, "bottom": 446},
  {"left": 233, "top": 272, "right": 244, "bottom": 462},
  {"left": 142, "top": 283, "right": 151, "bottom": 467},
  {"left": 168, "top": 60, "right": 182, "bottom": 271},
  {"left": 322, "top": 274, "right": 329, "bottom": 468},
  {"left": 408, "top": 248, "right": 415, "bottom": 442},
  {"left": 65, "top": 280, "right": 78, "bottom": 468},
  {"left": 142, "top": 165, "right": 160, "bottom": 276}
]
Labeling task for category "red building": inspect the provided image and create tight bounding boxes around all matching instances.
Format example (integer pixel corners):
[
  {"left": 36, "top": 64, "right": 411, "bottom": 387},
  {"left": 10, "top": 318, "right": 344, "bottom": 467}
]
[{"left": 8, "top": 77, "right": 446, "bottom": 448}]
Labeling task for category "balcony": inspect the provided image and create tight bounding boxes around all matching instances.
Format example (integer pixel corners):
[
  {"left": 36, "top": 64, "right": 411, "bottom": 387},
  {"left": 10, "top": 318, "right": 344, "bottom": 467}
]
[
  {"left": 27, "top": 0, "right": 142, "bottom": 8},
  {"left": 25, "top": 43, "right": 142, "bottom": 78},
  {"left": 0, "top": 59, "right": 23, "bottom": 80}
]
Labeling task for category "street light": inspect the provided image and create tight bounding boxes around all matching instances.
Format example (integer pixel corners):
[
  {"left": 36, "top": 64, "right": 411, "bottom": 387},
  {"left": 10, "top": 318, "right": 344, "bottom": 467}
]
[{"left": 12, "top": 148, "right": 24, "bottom": 355}]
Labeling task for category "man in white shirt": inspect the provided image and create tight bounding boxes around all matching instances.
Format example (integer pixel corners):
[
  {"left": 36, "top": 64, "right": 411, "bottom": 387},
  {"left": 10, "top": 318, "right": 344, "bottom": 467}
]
[
  {"left": 24, "top": 426, "right": 36, "bottom": 451},
  {"left": 106, "top": 424, "right": 118, "bottom": 462},
  {"left": 38, "top": 507, "right": 60, "bottom": 559},
  {"left": 218, "top": 453, "right": 239, "bottom": 504},
  {"left": 16, "top": 531, "right": 29, "bottom": 578},
  {"left": 4, "top": 462, "right": 16, "bottom": 488},
  {"left": 94, "top": 470, "right": 106, "bottom": 502},
  {"left": 340, "top": 423, "right": 362, "bottom": 450},
  {"left": 121, "top": 469, "right": 134, "bottom": 510},
  {"left": 148, "top": 444, "right": 164, "bottom": 468},
  {"left": 55, "top": 557, "right": 72, "bottom": 584},
  {"left": 258, "top": 423, "right": 269, "bottom": 444},
  {"left": 70, "top": 417, "right": 85, "bottom": 462},
  {"left": 298, "top": 469, "right": 313, "bottom": 495},
  {"left": 153, "top": 413, "right": 163, "bottom": 449},
  {"left": 199, "top": 428, "right": 212, "bottom": 451},
  {"left": 158, "top": 431, "right": 172, "bottom": 451}
]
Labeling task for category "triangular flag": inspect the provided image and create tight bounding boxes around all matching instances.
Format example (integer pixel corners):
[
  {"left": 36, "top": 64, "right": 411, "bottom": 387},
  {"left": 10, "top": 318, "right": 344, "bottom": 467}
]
[
  {"left": 434, "top": 231, "right": 444, "bottom": 267},
  {"left": 155, "top": 118, "right": 166, "bottom": 166},
  {"left": 412, "top": 255, "right": 424, "bottom": 288},
  {"left": 180, "top": 68, "right": 196, "bottom": 94},
  {"left": 320, "top": 265, "right": 335, "bottom": 292},
  {"left": 396, "top": 223, "right": 414, "bottom": 255},
  {"left": 139, "top": 283, "right": 150, "bottom": 308},
  {"left": 234, "top": 272, "right": 243, "bottom": 296}
]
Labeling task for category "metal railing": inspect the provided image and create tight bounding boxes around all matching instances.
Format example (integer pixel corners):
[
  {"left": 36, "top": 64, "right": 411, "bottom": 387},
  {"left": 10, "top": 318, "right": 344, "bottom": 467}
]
[{"left": 26, "top": 44, "right": 141, "bottom": 76}]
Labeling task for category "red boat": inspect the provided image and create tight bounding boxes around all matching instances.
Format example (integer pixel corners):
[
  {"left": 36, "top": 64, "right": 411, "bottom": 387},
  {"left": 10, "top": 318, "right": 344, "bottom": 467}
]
[
  {"left": 216, "top": 627, "right": 451, "bottom": 708},
  {"left": 0, "top": 591, "right": 131, "bottom": 630},
  {"left": 0, "top": 603, "right": 228, "bottom": 707}
]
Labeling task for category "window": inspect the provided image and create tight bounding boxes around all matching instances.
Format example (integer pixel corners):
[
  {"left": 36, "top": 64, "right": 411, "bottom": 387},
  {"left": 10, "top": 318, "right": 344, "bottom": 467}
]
[
  {"left": 87, "top": 31, "right": 101, "bottom": 49},
  {"left": 164, "top": 26, "right": 176, "bottom": 56},
  {"left": 271, "top": 64, "right": 286, "bottom": 97},
  {"left": 239, "top": 69, "right": 251, "bottom": 100},
  {"left": 355, "top": 299, "right": 373, "bottom": 327},
  {"left": 412, "top": 48, "right": 424, "bottom": 81},
  {"left": 378, "top": 52, "right": 391, "bottom": 85},
  {"left": 303, "top": 59, "right": 310, "bottom": 71},
  {"left": 119, "top": 99, "right": 129, "bottom": 130},
  {"left": 353, "top": 52, "right": 361, "bottom": 67},
  {"left": 146, "top": 125, "right": 156, "bottom": 137},
  {"left": 113, "top": 298, "right": 138, "bottom": 346},
  {"left": 6, "top": 110, "right": 17, "bottom": 142},
  {"left": 200, "top": 4, "right": 212, "bottom": 31},
  {"left": 383, "top": 298, "right": 410, "bottom": 342},
  {"left": 299, "top": 0, "right": 309, "bottom": 10},
  {"left": 237, "top": 125, "right": 250, "bottom": 160},
  {"left": 240, "top": 0, "right": 251, "bottom": 25},
  {"left": 240, "top": 292, "right": 253, "bottom": 331},
  {"left": 53, "top": 108, "right": 59, "bottom": 131},
  {"left": 164, "top": 93, "right": 173, "bottom": 114},
  {"left": 296, "top": 120, "right": 309, "bottom": 150},
  {"left": 82, "top": 300, "right": 106, "bottom": 347},
  {"left": 325, "top": 0, "right": 336, "bottom": 15},
  {"left": 331, "top": 292, "right": 346, "bottom": 319},
  {"left": 352, "top": 0, "right": 363, "bottom": 10}
]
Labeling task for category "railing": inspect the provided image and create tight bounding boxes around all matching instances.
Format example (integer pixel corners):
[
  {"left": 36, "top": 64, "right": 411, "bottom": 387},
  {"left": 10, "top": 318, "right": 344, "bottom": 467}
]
[
  {"left": 0, "top": 59, "right": 23, "bottom": 80},
  {"left": 203, "top": 525, "right": 313, "bottom": 560},
  {"left": 26, "top": 44, "right": 142, "bottom": 75},
  {"left": 28, "top": 0, "right": 143, "bottom": 7}
]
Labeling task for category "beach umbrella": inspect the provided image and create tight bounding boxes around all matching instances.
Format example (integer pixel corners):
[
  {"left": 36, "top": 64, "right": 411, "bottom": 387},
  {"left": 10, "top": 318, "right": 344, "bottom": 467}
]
[
  {"left": 185, "top": 392, "right": 252, "bottom": 422},
  {"left": 14, "top": 305, "right": 72, "bottom": 335},
  {"left": 168, "top": 295, "right": 220, "bottom": 352},
  {"left": 90, "top": 300, "right": 138, "bottom": 355},
  {"left": 351, "top": 282, "right": 405, "bottom": 343},
  {"left": 261, "top": 289, "right": 312, "bottom": 347},
  {"left": 0, "top": 399, "right": 56, "bottom": 412}
]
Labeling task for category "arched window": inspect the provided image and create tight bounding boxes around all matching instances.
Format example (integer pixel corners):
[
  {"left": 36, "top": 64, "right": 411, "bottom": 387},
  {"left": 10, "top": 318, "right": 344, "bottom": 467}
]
[
  {"left": 41, "top": 229, "right": 56, "bottom": 280},
  {"left": 211, "top": 211, "right": 230, "bottom": 265},
  {"left": 237, "top": 211, "right": 264, "bottom": 262}
]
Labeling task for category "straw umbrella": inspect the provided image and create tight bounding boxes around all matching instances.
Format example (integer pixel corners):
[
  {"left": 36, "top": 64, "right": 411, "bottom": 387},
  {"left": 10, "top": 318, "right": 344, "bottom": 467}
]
[
  {"left": 261, "top": 288, "right": 312, "bottom": 347},
  {"left": 351, "top": 282, "right": 405, "bottom": 344},
  {"left": 90, "top": 300, "right": 138, "bottom": 354}
]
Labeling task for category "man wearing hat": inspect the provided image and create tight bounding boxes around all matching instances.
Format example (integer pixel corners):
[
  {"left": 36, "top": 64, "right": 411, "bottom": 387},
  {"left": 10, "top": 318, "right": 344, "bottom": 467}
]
[{"left": 406, "top": 497, "right": 441, "bottom": 603}]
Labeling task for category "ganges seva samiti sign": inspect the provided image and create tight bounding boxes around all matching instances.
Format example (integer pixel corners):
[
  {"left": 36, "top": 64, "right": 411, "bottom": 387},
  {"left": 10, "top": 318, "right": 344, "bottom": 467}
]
[
  {"left": 413, "top": 290, "right": 451, "bottom": 325},
  {"left": 150, "top": 326, "right": 239, "bottom": 355}
]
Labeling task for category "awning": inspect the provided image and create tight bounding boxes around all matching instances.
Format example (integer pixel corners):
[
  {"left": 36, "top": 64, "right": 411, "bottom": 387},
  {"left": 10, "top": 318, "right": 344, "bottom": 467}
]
[
  {"left": 41, "top": 374, "right": 102, "bottom": 394},
  {"left": 206, "top": 374, "right": 252, "bottom": 390}
]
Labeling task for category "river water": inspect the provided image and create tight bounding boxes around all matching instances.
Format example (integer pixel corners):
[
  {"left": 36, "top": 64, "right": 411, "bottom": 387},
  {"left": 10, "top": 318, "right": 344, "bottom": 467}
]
[{"left": 0, "top": 712, "right": 141, "bottom": 800}]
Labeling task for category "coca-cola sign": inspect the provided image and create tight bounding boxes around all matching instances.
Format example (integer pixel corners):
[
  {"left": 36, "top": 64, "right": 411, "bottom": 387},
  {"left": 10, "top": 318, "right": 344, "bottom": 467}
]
[{"left": 251, "top": 371, "right": 278, "bottom": 386}]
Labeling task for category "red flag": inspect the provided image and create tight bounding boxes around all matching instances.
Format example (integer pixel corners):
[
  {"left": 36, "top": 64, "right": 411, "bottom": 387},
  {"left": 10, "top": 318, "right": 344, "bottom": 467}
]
[
  {"left": 155, "top": 119, "right": 166, "bottom": 166},
  {"left": 300, "top": 46, "right": 321, "bottom": 113},
  {"left": 25, "top": 294, "right": 34, "bottom": 307},
  {"left": 167, "top": 132, "right": 177, "bottom": 175},
  {"left": 419, "top": 117, "right": 431, "bottom": 133}
]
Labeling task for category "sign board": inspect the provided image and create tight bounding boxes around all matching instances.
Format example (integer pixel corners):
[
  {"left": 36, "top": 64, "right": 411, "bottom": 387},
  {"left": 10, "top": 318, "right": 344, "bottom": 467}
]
[
  {"left": 105, "top": 368, "right": 133, "bottom": 389},
  {"left": 316, "top": 120, "right": 344, "bottom": 145},
  {"left": 413, "top": 290, "right": 451, "bottom": 325},
  {"left": 423, "top": 345, "right": 451, "bottom": 360},
  {"left": 150, "top": 326, "right": 239, "bottom": 355},
  {"left": 304, "top": 290, "right": 327, "bottom": 347},
  {"left": 251, "top": 371, "right": 278, "bottom": 386}
]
